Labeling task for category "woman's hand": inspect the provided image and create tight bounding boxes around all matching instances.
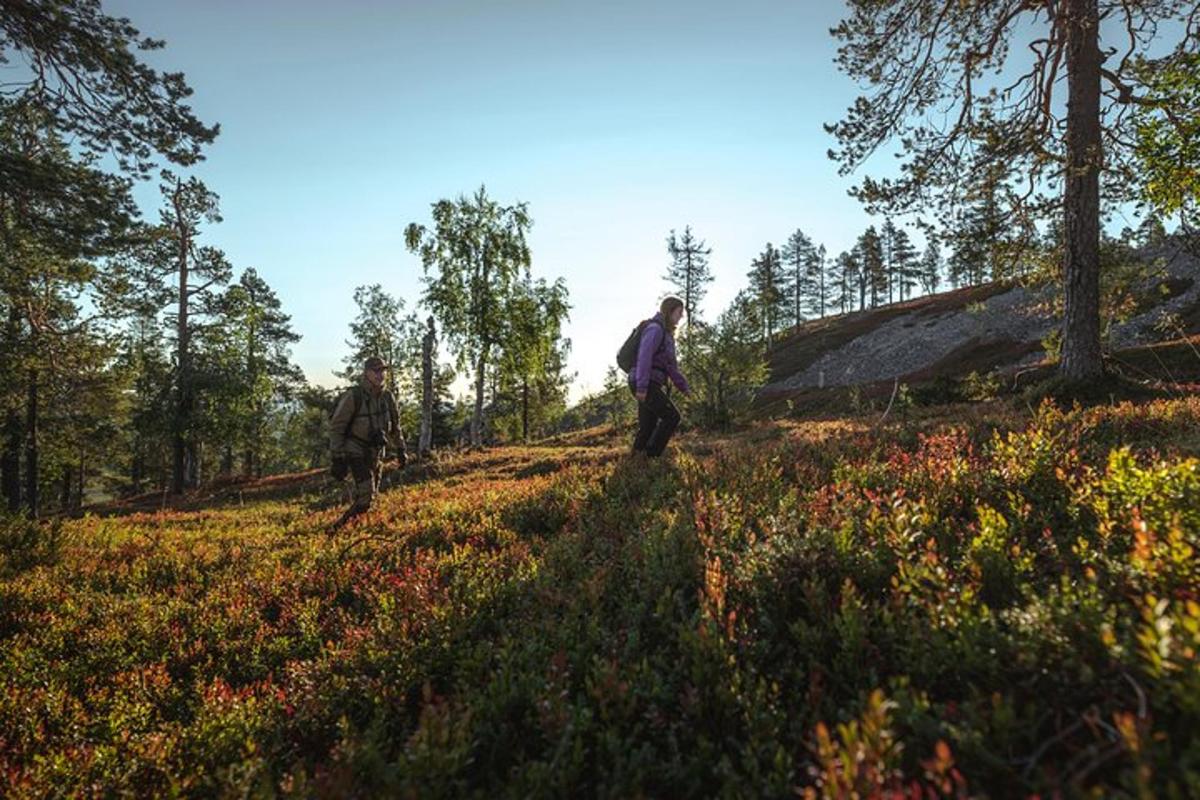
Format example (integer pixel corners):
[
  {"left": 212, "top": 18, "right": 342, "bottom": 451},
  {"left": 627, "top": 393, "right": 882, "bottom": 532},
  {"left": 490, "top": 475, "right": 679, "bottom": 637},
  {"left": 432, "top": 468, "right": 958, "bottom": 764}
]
[{"left": 636, "top": 391, "right": 647, "bottom": 402}]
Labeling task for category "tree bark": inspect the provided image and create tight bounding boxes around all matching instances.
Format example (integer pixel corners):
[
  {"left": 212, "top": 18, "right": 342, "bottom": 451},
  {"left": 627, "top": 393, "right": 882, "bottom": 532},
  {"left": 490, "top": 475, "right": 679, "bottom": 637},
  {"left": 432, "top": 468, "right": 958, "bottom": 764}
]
[
  {"left": 24, "top": 369, "right": 38, "bottom": 517},
  {"left": 471, "top": 345, "right": 487, "bottom": 448},
  {"left": 171, "top": 182, "right": 194, "bottom": 494},
  {"left": 420, "top": 317, "right": 434, "bottom": 456},
  {"left": 1060, "top": 0, "right": 1104, "bottom": 383}
]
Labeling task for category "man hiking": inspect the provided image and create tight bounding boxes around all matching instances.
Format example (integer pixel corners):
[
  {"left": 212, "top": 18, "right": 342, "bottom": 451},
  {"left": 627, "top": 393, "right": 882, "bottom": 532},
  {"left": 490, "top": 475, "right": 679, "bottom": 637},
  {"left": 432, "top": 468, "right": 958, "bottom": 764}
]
[
  {"left": 328, "top": 356, "right": 407, "bottom": 529},
  {"left": 629, "top": 295, "right": 690, "bottom": 457}
]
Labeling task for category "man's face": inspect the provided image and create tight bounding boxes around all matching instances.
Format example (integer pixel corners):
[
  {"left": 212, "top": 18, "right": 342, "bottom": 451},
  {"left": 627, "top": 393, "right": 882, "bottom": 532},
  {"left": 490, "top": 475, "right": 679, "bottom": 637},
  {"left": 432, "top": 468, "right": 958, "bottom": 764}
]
[{"left": 365, "top": 366, "right": 386, "bottom": 387}]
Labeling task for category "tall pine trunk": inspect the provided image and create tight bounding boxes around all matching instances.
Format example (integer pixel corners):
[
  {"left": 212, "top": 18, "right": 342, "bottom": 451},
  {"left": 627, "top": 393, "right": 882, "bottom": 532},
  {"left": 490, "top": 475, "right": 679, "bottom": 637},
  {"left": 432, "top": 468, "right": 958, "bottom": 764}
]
[
  {"left": 172, "top": 194, "right": 191, "bottom": 495},
  {"left": 1060, "top": 0, "right": 1104, "bottom": 383},
  {"left": 24, "top": 369, "right": 38, "bottom": 517}
]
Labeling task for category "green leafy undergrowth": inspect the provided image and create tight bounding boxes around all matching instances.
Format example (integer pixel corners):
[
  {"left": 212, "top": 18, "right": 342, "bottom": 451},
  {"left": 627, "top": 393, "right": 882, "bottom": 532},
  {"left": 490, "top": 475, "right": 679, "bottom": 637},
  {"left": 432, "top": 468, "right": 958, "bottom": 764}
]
[{"left": 2, "top": 401, "right": 1199, "bottom": 797}]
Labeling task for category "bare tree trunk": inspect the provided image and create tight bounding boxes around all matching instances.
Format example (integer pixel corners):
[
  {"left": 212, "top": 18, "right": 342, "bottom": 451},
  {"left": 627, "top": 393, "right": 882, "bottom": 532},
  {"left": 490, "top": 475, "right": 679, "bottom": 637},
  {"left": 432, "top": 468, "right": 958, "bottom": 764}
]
[
  {"left": 419, "top": 317, "right": 434, "bottom": 456},
  {"left": 172, "top": 185, "right": 192, "bottom": 494},
  {"left": 1060, "top": 0, "right": 1104, "bottom": 383},
  {"left": 471, "top": 346, "right": 487, "bottom": 448}
]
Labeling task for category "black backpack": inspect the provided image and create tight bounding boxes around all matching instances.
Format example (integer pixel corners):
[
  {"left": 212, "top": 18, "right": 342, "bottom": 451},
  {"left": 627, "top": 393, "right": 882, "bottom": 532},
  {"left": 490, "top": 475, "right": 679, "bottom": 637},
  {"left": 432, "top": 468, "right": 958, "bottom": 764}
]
[{"left": 616, "top": 319, "right": 664, "bottom": 373}]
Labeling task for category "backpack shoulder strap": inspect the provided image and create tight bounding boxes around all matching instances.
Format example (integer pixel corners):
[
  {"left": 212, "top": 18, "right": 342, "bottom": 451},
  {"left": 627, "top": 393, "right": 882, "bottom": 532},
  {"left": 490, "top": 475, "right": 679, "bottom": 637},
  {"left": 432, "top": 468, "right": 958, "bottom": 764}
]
[
  {"left": 344, "top": 386, "right": 363, "bottom": 437},
  {"left": 643, "top": 319, "right": 668, "bottom": 355}
]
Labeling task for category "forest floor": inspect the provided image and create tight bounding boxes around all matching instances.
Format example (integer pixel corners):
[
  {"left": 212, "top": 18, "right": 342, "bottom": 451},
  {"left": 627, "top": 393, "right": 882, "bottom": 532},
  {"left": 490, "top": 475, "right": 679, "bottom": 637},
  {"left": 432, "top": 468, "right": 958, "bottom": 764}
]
[{"left": 3, "top": 395, "right": 1200, "bottom": 797}]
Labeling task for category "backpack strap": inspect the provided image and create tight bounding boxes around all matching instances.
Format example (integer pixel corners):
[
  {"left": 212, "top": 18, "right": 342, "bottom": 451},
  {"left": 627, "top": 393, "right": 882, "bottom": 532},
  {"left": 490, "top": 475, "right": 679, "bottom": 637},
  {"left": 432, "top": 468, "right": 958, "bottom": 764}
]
[
  {"left": 343, "top": 385, "right": 364, "bottom": 441},
  {"left": 643, "top": 319, "right": 668, "bottom": 358}
]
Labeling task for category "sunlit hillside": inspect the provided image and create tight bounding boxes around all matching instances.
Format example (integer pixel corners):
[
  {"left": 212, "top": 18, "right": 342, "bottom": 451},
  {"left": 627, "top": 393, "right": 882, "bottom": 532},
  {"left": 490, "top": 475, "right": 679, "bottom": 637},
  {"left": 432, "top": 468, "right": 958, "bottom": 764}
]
[{"left": 3, "top": 397, "right": 1199, "bottom": 797}]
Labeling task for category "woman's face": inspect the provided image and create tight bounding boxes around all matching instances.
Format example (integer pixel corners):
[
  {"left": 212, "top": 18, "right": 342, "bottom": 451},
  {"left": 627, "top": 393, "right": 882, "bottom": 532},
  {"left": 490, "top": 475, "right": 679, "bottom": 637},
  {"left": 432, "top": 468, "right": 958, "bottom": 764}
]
[{"left": 669, "top": 305, "right": 685, "bottom": 326}]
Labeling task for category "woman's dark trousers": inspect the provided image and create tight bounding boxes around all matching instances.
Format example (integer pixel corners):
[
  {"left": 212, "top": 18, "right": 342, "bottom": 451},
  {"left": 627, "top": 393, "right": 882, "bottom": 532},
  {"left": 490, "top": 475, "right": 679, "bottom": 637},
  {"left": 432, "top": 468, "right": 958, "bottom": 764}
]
[{"left": 631, "top": 382, "right": 680, "bottom": 457}]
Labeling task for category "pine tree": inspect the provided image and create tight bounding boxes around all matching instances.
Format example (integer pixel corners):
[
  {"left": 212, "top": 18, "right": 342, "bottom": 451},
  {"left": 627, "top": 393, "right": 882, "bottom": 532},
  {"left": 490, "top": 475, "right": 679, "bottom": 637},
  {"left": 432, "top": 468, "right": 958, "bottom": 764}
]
[
  {"left": 115, "top": 312, "right": 173, "bottom": 493},
  {"left": 781, "top": 229, "right": 815, "bottom": 329},
  {"left": 919, "top": 240, "right": 943, "bottom": 296},
  {"left": 1, "top": 0, "right": 217, "bottom": 509},
  {"left": 806, "top": 244, "right": 829, "bottom": 318},
  {"left": 831, "top": 250, "right": 859, "bottom": 315},
  {"left": 213, "top": 269, "right": 301, "bottom": 477},
  {"left": 0, "top": 111, "right": 136, "bottom": 514},
  {"left": 686, "top": 291, "right": 769, "bottom": 429},
  {"left": 826, "top": 0, "right": 1196, "bottom": 382},
  {"left": 857, "top": 227, "right": 886, "bottom": 308},
  {"left": 664, "top": 226, "right": 713, "bottom": 327},
  {"left": 146, "top": 174, "right": 231, "bottom": 493},
  {"left": 747, "top": 243, "right": 785, "bottom": 341},
  {"left": 891, "top": 228, "right": 919, "bottom": 301},
  {"left": 881, "top": 218, "right": 900, "bottom": 304}
]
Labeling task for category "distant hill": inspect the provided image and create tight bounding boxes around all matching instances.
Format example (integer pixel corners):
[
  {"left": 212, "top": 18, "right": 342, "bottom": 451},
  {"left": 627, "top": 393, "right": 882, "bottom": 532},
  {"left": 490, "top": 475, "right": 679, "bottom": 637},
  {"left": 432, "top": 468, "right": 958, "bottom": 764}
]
[{"left": 757, "top": 240, "right": 1200, "bottom": 413}]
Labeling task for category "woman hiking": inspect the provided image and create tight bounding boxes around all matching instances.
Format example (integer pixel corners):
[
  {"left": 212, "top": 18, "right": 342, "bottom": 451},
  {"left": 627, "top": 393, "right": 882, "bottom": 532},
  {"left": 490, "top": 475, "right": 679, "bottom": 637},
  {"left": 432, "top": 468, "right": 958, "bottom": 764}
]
[{"left": 630, "top": 295, "right": 690, "bottom": 457}]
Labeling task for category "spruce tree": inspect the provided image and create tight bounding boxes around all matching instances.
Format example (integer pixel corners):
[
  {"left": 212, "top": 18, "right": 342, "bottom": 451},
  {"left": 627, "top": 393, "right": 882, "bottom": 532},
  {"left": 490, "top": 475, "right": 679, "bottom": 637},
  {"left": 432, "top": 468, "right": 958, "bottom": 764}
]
[{"left": 664, "top": 226, "right": 713, "bottom": 326}]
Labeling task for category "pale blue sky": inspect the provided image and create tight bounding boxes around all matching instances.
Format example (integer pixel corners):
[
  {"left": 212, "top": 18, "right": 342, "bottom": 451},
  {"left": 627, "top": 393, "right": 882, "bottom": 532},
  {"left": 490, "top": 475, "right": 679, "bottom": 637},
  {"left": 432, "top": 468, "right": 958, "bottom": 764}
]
[{"left": 108, "top": 0, "right": 886, "bottom": 399}]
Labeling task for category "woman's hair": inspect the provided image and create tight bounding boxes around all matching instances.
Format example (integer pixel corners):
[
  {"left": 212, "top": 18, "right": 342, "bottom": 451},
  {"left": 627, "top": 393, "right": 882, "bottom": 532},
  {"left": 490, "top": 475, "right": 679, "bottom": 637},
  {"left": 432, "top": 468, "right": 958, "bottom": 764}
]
[{"left": 660, "top": 295, "right": 685, "bottom": 332}]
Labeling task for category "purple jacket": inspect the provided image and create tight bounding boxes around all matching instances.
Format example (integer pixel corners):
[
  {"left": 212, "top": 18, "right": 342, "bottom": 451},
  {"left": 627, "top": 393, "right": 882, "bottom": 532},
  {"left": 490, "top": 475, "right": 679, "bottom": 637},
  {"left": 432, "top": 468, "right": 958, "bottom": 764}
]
[{"left": 632, "top": 313, "right": 689, "bottom": 394}]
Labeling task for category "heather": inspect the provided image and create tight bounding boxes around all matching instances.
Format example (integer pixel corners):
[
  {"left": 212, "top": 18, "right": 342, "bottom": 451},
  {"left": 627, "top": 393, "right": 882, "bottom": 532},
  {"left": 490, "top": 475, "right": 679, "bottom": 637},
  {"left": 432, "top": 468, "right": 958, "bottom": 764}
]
[{"left": 2, "top": 397, "right": 1198, "bottom": 797}]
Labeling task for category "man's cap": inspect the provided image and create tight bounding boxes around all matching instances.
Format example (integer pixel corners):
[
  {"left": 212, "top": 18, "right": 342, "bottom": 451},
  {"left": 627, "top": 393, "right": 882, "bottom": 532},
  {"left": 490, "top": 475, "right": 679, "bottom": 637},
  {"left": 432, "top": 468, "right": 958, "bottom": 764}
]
[{"left": 363, "top": 356, "right": 390, "bottom": 371}]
